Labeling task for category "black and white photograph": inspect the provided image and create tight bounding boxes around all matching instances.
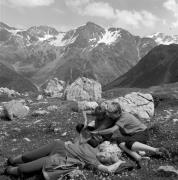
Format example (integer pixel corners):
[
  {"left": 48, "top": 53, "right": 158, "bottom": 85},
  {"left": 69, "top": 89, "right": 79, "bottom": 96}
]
[{"left": 0, "top": 0, "right": 178, "bottom": 179}]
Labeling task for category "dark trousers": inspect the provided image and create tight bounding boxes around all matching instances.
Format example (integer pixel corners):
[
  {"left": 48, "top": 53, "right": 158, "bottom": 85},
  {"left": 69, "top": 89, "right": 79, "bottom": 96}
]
[{"left": 18, "top": 140, "right": 64, "bottom": 174}]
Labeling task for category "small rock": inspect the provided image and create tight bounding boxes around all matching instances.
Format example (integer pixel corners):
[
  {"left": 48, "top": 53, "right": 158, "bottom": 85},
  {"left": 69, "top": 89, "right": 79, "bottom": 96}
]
[
  {"left": 26, "top": 99, "right": 33, "bottom": 104},
  {"left": 33, "top": 119, "right": 42, "bottom": 124},
  {"left": 173, "top": 119, "right": 178, "bottom": 123},
  {"left": 47, "top": 105, "right": 58, "bottom": 111},
  {"left": 157, "top": 165, "right": 178, "bottom": 176},
  {"left": 61, "top": 132, "right": 67, "bottom": 136},
  {"left": 24, "top": 138, "right": 31, "bottom": 142},
  {"left": 32, "top": 110, "right": 49, "bottom": 116},
  {"left": 54, "top": 127, "right": 61, "bottom": 133},
  {"left": 37, "top": 95, "right": 43, "bottom": 100},
  {"left": 4, "top": 132, "right": 9, "bottom": 136},
  {"left": 11, "top": 148, "right": 18, "bottom": 151},
  {"left": 13, "top": 128, "right": 21, "bottom": 132}
]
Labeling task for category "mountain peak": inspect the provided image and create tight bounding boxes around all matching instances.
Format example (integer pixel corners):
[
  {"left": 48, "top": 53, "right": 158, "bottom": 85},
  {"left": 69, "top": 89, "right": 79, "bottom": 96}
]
[
  {"left": 27, "top": 26, "right": 58, "bottom": 36},
  {"left": 86, "top": 21, "right": 100, "bottom": 27},
  {"left": 0, "top": 22, "right": 16, "bottom": 30}
]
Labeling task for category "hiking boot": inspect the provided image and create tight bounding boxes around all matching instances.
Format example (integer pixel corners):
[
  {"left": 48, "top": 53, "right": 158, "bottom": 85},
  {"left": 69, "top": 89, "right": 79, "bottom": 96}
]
[
  {"left": 1, "top": 166, "right": 21, "bottom": 176},
  {"left": 156, "top": 147, "right": 170, "bottom": 158},
  {"left": 0, "top": 166, "right": 12, "bottom": 176}
]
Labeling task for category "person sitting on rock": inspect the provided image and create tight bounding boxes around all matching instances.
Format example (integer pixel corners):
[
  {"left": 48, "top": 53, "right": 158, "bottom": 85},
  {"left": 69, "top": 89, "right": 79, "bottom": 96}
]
[
  {"left": 2, "top": 135, "right": 133, "bottom": 179},
  {"left": 90, "top": 101, "right": 170, "bottom": 168}
]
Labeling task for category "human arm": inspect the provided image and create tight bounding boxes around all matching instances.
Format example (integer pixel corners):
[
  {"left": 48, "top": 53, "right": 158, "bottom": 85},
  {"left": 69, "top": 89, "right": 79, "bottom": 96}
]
[
  {"left": 82, "top": 111, "right": 88, "bottom": 128},
  {"left": 97, "top": 160, "right": 125, "bottom": 173},
  {"left": 91, "top": 125, "right": 119, "bottom": 135}
]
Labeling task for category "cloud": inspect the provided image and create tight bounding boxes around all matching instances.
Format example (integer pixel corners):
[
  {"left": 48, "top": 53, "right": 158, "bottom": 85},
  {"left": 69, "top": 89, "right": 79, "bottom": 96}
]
[
  {"left": 113, "top": 10, "right": 159, "bottom": 30},
  {"left": 65, "top": 0, "right": 90, "bottom": 10},
  {"left": 53, "top": 8, "right": 64, "bottom": 14},
  {"left": 163, "top": 0, "right": 178, "bottom": 27},
  {"left": 66, "top": 0, "right": 159, "bottom": 29},
  {"left": 82, "top": 2, "right": 115, "bottom": 19},
  {"left": 1, "top": 0, "right": 55, "bottom": 7}
]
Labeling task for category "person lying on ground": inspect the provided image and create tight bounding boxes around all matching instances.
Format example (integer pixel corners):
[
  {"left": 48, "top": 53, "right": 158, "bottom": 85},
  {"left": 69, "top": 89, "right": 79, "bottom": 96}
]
[
  {"left": 90, "top": 102, "right": 170, "bottom": 168},
  {"left": 2, "top": 135, "right": 134, "bottom": 179}
]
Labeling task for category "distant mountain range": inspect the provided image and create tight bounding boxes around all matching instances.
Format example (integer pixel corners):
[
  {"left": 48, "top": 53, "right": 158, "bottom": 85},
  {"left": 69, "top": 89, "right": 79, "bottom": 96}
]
[
  {"left": 104, "top": 44, "right": 178, "bottom": 90},
  {"left": 0, "top": 21, "right": 178, "bottom": 92},
  {"left": 147, "top": 32, "right": 178, "bottom": 45}
]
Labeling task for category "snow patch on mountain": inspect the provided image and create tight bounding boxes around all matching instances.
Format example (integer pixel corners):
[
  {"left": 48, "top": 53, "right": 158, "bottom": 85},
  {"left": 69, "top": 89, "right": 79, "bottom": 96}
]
[
  {"left": 39, "top": 34, "right": 53, "bottom": 41},
  {"left": 7, "top": 29, "right": 23, "bottom": 35},
  {"left": 89, "top": 37, "right": 97, "bottom": 42},
  {"left": 97, "top": 29, "right": 121, "bottom": 45},
  {"left": 50, "top": 32, "right": 78, "bottom": 47}
]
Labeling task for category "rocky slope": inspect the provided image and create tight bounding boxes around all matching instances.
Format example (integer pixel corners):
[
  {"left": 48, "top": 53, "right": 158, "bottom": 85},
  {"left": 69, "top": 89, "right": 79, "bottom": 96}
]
[
  {"left": 0, "top": 90, "right": 178, "bottom": 180},
  {"left": 104, "top": 44, "right": 178, "bottom": 90},
  {"left": 0, "top": 22, "right": 157, "bottom": 87},
  {"left": 0, "top": 62, "right": 37, "bottom": 92}
]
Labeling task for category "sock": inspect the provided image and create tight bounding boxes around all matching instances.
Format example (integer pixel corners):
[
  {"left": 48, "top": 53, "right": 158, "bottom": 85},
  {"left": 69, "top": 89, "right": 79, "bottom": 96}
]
[{"left": 6, "top": 166, "right": 20, "bottom": 176}]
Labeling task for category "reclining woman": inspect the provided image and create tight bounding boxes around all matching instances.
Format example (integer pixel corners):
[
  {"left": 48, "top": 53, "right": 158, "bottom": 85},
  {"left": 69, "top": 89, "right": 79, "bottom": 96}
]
[
  {"left": 3, "top": 123, "right": 133, "bottom": 179},
  {"left": 90, "top": 101, "right": 170, "bottom": 168}
]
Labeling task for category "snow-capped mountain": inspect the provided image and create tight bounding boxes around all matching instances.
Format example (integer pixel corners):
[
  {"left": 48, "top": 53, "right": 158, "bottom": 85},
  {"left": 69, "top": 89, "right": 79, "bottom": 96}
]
[
  {"left": 0, "top": 21, "right": 165, "bottom": 90},
  {"left": 148, "top": 32, "right": 178, "bottom": 45}
]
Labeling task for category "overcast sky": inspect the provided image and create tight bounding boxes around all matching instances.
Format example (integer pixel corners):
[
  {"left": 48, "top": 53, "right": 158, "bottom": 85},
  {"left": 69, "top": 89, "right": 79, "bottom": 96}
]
[{"left": 1, "top": 0, "right": 178, "bottom": 36}]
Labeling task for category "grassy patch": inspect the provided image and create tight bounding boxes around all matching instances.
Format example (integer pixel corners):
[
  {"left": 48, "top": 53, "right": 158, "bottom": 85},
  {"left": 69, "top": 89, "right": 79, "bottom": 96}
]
[{"left": 0, "top": 96, "right": 178, "bottom": 180}]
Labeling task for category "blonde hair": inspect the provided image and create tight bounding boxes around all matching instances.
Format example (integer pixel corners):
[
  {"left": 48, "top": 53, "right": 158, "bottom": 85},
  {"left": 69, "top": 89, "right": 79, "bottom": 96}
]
[{"left": 100, "top": 100, "right": 121, "bottom": 114}]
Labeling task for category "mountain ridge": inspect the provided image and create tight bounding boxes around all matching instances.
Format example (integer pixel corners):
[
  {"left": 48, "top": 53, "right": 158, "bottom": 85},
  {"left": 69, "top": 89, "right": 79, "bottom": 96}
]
[
  {"left": 0, "top": 21, "right": 178, "bottom": 91},
  {"left": 103, "top": 44, "right": 178, "bottom": 90}
]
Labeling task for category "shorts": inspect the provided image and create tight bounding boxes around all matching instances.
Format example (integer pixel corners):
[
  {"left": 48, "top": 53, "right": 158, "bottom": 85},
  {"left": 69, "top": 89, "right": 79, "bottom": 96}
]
[{"left": 115, "top": 129, "right": 149, "bottom": 150}]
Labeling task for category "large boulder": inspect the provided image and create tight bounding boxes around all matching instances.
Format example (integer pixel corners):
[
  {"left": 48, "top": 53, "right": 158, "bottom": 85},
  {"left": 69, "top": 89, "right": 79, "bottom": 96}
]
[
  {"left": 117, "top": 92, "right": 154, "bottom": 119},
  {"left": 66, "top": 77, "right": 102, "bottom": 101},
  {"left": 101, "top": 92, "right": 154, "bottom": 120},
  {"left": 71, "top": 101, "right": 98, "bottom": 112},
  {"left": 2, "top": 100, "right": 29, "bottom": 120},
  {"left": 43, "top": 78, "right": 66, "bottom": 98}
]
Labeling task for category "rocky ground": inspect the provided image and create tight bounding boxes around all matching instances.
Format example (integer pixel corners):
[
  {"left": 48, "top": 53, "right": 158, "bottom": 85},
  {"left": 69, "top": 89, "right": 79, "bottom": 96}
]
[{"left": 0, "top": 90, "right": 178, "bottom": 180}]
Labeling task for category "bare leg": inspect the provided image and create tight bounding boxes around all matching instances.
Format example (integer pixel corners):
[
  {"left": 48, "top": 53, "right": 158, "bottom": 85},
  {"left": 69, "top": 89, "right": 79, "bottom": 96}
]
[
  {"left": 131, "top": 142, "right": 159, "bottom": 153},
  {"left": 132, "top": 142, "right": 170, "bottom": 158},
  {"left": 119, "top": 142, "right": 142, "bottom": 161}
]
